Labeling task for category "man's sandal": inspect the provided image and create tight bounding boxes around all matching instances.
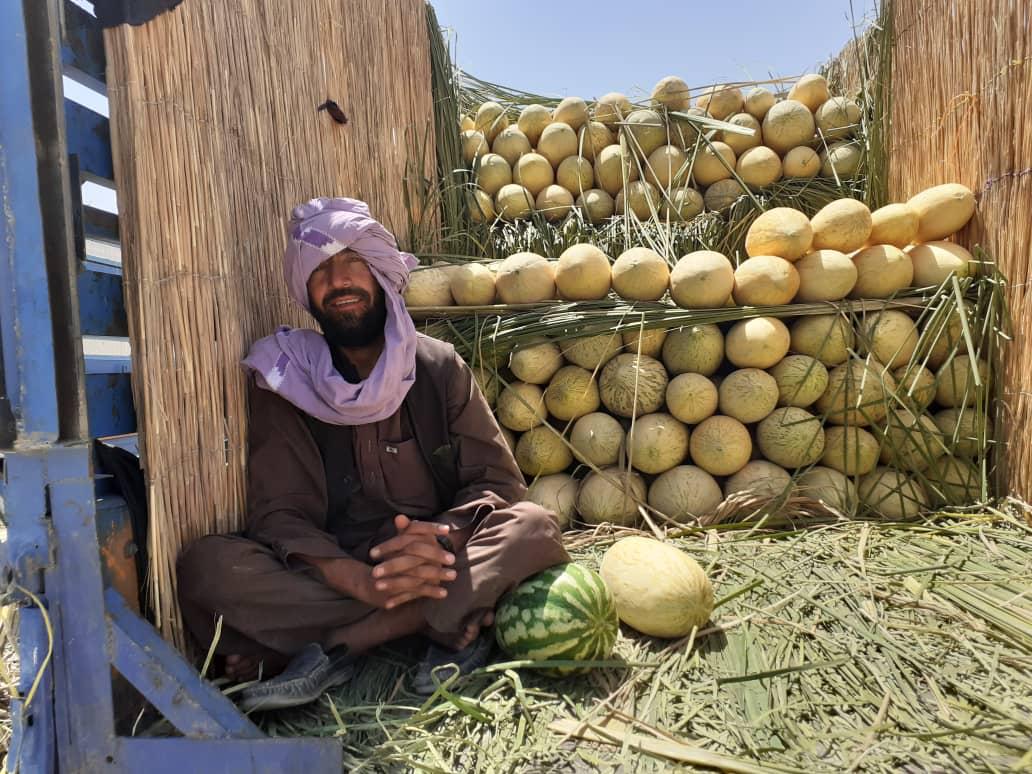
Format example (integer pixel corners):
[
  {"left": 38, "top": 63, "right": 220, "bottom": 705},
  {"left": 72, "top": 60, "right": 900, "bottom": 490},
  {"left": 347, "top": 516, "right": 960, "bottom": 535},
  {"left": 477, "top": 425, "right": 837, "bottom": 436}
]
[
  {"left": 411, "top": 633, "right": 494, "bottom": 696},
  {"left": 238, "top": 642, "right": 356, "bottom": 712}
]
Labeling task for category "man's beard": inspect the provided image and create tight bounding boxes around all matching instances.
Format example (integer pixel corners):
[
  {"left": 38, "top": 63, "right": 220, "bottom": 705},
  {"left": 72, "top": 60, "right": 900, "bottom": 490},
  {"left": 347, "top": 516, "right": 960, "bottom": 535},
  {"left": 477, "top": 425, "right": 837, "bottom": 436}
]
[{"left": 310, "top": 286, "right": 388, "bottom": 348}]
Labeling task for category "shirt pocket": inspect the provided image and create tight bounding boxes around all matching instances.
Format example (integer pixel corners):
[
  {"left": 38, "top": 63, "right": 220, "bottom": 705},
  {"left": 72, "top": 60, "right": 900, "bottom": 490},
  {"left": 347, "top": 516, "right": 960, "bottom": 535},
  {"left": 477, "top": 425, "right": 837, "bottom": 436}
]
[{"left": 380, "top": 438, "right": 439, "bottom": 515}]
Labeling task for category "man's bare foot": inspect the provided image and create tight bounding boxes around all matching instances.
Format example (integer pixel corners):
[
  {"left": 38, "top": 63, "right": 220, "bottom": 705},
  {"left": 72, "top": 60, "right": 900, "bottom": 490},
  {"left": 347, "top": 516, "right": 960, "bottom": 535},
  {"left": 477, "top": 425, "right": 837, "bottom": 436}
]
[
  {"left": 224, "top": 653, "right": 288, "bottom": 682},
  {"left": 425, "top": 608, "right": 495, "bottom": 651},
  {"left": 323, "top": 602, "right": 427, "bottom": 654}
]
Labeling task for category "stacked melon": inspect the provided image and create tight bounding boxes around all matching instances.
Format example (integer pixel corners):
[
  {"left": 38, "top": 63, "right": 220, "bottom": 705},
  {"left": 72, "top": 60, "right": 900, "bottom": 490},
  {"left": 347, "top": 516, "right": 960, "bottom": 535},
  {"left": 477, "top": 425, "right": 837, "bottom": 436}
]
[
  {"left": 480, "top": 184, "right": 985, "bottom": 521},
  {"left": 459, "top": 72, "right": 867, "bottom": 226}
]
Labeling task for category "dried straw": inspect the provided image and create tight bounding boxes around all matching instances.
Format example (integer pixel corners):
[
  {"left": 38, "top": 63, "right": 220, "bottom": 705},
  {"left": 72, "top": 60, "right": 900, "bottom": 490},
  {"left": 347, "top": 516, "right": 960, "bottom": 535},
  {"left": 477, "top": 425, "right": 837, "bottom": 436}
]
[
  {"left": 882, "top": 0, "right": 1031, "bottom": 498},
  {"left": 104, "top": 0, "right": 436, "bottom": 647},
  {"left": 256, "top": 510, "right": 1032, "bottom": 772}
]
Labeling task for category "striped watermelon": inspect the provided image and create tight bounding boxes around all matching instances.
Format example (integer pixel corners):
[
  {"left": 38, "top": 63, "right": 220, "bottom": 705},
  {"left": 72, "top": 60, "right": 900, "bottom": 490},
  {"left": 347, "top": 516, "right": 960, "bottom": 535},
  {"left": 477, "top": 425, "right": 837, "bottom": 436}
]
[{"left": 494, "top": 562, "right": 618, "bottom": 674}]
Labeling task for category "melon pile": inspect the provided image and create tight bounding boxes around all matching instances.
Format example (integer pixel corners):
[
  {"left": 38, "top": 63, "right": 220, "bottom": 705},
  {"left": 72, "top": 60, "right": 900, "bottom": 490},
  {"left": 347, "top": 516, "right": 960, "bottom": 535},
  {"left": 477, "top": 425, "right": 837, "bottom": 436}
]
[
  {"left": 405, "top": 185, "right": 978, "bottom": 310},
  {"left": 460, "top": 72, "right": 867, "bottom": 226},
  {"left": 491, "top": 300, "right": 987, "bottom": 523}
]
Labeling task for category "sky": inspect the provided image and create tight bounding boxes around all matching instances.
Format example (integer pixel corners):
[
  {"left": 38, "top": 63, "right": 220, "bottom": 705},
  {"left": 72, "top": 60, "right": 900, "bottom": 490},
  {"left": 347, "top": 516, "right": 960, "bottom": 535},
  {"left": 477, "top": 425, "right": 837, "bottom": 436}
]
[{"left": 430, "top": 0, "right": 879, "bottom": 102}]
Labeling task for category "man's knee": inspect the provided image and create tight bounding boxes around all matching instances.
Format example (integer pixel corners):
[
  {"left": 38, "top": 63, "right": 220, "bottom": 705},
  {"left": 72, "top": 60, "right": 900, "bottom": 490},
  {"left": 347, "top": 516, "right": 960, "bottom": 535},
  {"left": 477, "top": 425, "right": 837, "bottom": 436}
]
[
  {"left": 500, "top": 502, "right": 567, "bottom": 552},
  {"left": 177, "top": 534, "right": 258, "bottom": 609}
]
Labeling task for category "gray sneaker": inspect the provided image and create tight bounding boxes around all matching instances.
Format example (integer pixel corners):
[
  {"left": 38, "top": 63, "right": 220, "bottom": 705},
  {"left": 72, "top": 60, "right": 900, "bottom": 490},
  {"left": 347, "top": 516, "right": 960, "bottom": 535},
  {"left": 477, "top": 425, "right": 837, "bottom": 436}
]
[
  {"left": 239, "top": 643, "right": 355, "bottom": 712},
  {"left": 411, "top": 634, "right": 494, "bottom": 696}
]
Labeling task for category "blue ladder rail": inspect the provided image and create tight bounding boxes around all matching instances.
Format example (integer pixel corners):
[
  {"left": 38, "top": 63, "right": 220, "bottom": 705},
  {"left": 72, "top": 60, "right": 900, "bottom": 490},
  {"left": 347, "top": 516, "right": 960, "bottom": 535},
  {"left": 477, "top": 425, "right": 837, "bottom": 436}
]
[{"left": 0, "top": 1, "right": 343, "bottom": 770}]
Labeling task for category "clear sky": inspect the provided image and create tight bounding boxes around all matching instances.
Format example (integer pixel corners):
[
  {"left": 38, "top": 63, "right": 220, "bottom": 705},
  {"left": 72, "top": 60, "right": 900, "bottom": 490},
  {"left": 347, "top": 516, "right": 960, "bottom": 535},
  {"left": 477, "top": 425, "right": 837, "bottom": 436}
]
[{"left": 431, "top": 0, "right": 879, "bottom": 101}]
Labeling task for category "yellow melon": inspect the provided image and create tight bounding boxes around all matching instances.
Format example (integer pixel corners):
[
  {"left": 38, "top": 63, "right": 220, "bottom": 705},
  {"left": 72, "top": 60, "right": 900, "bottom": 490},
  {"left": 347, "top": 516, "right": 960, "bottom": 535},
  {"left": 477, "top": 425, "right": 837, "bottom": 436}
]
[
  {"left": 744, "top": 87, "right": 776, "bottom": 120},
  {"left": 661, "top": 187, "right": 705, "bottom": 221},
  {"left": 517, "top": 103, "right": 552, "bottom": 145},
  {"left": 725, "top": 317, "right": 791, "bottom": 369},
  {"left": 495, "top": 252, "right": 555, "bottom": 303},
  {"left": 736, "top": 146, "right": 782, "bottom": 189},
  {"left": 556, "top": 155, "right": 594, "bottom": 195},
  {"left": 733, "top": 255, "right": 800, "bottom": 306},
  {"left": 769, "top": 354, "right": 829, "bottom": 408},
  {"left": 449, "top": 262, "right": 496, "bottom": 306},
  {"left": 663, "top": 324, "right": 724, "bottom": 376},
  {"left": 757, "top": 406, "right": 825, "bottom": 468},
  {"left": 555, "top": 243, "right": 612, "bottom": 301},
  {"left": 935, "top": 355, "right": 988, "bottom": 408},
  {"left": 615, "top": 181, "right": 660, "bottom": 220},
  {"left": 788, "top": 74, "right": 830, "bottom": 112},
  {"left": 745, "top": 207, "right": 813, "bottom": 261},
  {"left": 497, "top": 382, "right": 547, "bottom": 431},
  {"left": 689, "top": 415, "right": 752, "bottom": 476},
  {"left": 475, "top": 153, "right": 513, "bottom": 196},
  {"left": 621, "top": 327, "right": 667, "bottom": 358},
  {"left": 570, "top": 412, "right": 625, "bottom": 467},
  {"left": 762, "top": 100, "right": 816, "bottom": 154},
  {"left": 859, "top": 467, "right": 929, "bottom": 519},
  {"left": 611, "top": 247, "right": 670, "bottom": 301},
  {"left": 692, "top": 141, "right": 736, "bottom": 187},
  {"left": 718, "top": 368, "right": 780, "bottom": 423},
  {"left": 594, "top": 92, "right": 633, "bottom": 128},
  {"left": 817, "top": 357, "right": 896, "bottom": 426},
  {"left": 815, "top": 96, "right": 862, "bottom": 140},
  {"left": 782, "top": 146, "right": 821, "bottom": 179},
  {"left": 651, "top": 75, "right": 691, "bottom": 110},
  {"left": 794, "top": 249, "right": 857, "bottom": 302},
  {"left": 819, "top": 142, "right": 862, "bottom": 179},
  {"left": 703, "top": 179, "right": 746, "bottom": 211},
  {"left": 670, "top": 250, "right": 735, "bottom": 308},
  {"left": 811, "top": 198, "right": 873, "bottom": 252},
  {"left": 719, "top": 113, "right": 763, "bottom": 155},
  {"left": 535, "top": 185, "right": 574, "bottom": 222},
  {"left": 821, "top": 425, "right": 880, "bottom": 475},
  {"left": 509, "top": 338, "right": 563, "bottom": 384},
  {"left": 850, "top": 244, "right": 914, "bottom": 298},
  {"left": 577, "top": 121, "right": 614, "bottom": 162},
  {"left": 696, "top": 85, "right": 744, "bottom": 120},
  {"left": 790, "top": 314, "right": 855, "bottom": 366},
  {"left": 666, "top": 373, "right": 719, "bottom": 424},
  {"left": 623, "top": 109, "right": 667, "bottom": 157},
  {"left": 537, "top": 123, "right": 579, "bottom": 167},
  {"left": 552, "top": 96, "right": 590, "bottom": 131},
  {"left": 576, "top": 188, "right": 615, "bottom": 223},
  {"left": 512, "top": 153, "right": 554, "bottom": 196},
  {"left": 495, "top": 184, "right": 534, "bottom": 221},
  {"left": 468, "top": 188, "right": 496, "bottom": 224},
  {"left": 492, "top": 126, "right": 532, "bottom": 166},
  {"left": 725, "top": 460, "right": 793, "bottom": 500},
  {"left": 594, "top": 144, "right": 639, "bottom": 196},
  {"left": 648, "top": 466, "right": 723, "bottom": 522},
  {"left": 627, "top": 413, "right": 690, "bottom": 474},
  {"left": 861, "top": 310, "right": 918, "bottom": 369},
  {"left": 907, "top": 183, "right": 976, "bottom": 241},
  {"left": 577, "top": 467, "right": 646, "bottom": 526},
  {"left": 869, "top": 203, "right": 919, "bottom": 247},
  {"left": 475, "top": 101, "right": 509, "bottom": 142},
  {"left": 544, "top": 365, "right": 601, "bottom": 421},
  {"left": 907, "top": 241, "right": 975, "bottom": 287},
  {"left": 515, "top": 426, "right": 573, "bottom": 477},
  {"left": 645, "top": 144, "right": 688, "bottom": 188},
  {"left": 461, "top": 129, "right": 490, "bottom": 165}
]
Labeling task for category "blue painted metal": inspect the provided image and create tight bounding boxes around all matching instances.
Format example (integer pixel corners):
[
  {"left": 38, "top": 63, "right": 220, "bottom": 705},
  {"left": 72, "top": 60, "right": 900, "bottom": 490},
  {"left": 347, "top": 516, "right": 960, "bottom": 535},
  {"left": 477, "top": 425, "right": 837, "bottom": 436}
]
[
  {"left": 46, "top": 444, "right": 116, "bottom": 772},
  {"left": 7, "top": 607, "right": 56, "bottom": 774},
  {"left": 77, "top": 267, "right": 127, "bottom": 335},
  {"left": 117, "top": 738, "right": 345, "bottom": 773},
  {"left": 0, "top": 0, "right": 62, "bottom": 445},
  {"left": 65, "top": 98, "right": 113, "bottom": 179},
  {"left": 107, "top": 588, "right": 265, "bottom": 739},
  {"left": 0, "top": 3, "right": 343, "bottom": 770},
  {"left": 60, "top": 0, "right": 106, "bottom": 83},
  {"left": 85, "top": 373, "right": 136, "bottom": 439}
]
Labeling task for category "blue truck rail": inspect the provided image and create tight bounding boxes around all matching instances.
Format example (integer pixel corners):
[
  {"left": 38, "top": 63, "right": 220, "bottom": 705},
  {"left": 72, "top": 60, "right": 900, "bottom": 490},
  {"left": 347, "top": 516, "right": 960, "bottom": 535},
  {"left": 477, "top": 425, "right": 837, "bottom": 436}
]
[{"left": 0, "top": 1, "right": 343, "bottom": 769}]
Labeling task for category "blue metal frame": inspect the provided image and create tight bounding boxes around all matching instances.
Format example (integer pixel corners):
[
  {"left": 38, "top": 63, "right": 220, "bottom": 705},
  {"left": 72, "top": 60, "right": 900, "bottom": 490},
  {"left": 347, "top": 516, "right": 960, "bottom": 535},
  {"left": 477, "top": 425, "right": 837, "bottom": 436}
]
[{"left": 1, "top": 1, "right": 342, "bottom": 769}]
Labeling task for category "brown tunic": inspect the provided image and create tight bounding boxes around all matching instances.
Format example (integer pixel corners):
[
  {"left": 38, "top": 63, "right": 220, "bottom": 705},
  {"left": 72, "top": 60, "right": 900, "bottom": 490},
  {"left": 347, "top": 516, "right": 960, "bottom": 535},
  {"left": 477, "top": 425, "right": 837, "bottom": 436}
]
[{"left": 178, "top": 334, "right": 569, "bottom": 657}]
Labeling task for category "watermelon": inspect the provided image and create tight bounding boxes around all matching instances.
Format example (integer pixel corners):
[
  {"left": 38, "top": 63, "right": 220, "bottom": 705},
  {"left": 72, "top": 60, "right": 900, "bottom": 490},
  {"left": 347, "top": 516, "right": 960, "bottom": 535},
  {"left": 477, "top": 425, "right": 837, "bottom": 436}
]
[{"left": 494, "top": 562, "right": 618, "bottom": 674}]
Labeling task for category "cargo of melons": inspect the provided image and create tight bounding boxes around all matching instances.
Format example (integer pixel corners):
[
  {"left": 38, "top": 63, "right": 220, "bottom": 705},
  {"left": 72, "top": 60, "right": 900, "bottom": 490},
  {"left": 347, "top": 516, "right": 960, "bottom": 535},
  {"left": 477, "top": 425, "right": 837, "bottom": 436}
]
[
  {"left": 406, "top": 185, "right": 976, "bottom": 313},
  {"left": 482, "top": 294, "right": 987, "bottom": 524},
  {"left": 460, "top": 72, "right": 877, "bottom": 226}
]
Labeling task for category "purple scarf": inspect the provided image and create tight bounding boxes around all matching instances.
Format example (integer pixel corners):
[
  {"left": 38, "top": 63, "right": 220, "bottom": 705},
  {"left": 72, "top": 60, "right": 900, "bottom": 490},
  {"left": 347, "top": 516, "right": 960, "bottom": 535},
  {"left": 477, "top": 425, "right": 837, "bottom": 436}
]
[{"left": 242, "top": 197, "right": 419, "bottom": 425}]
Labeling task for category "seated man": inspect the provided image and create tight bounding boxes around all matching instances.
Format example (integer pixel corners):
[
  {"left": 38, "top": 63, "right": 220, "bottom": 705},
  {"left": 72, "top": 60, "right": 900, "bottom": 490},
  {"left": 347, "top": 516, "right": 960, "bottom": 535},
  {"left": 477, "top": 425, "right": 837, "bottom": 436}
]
[{"left": 177, "top": 197, "right": 569, "bottom": 711}]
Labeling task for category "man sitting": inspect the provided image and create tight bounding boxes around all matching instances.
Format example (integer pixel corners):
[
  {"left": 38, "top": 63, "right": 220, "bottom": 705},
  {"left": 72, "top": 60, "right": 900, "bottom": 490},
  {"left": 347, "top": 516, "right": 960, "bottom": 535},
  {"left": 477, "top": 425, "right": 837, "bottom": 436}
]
[{"left": 177, "top": 197, "right": 569, "bottom": 710}]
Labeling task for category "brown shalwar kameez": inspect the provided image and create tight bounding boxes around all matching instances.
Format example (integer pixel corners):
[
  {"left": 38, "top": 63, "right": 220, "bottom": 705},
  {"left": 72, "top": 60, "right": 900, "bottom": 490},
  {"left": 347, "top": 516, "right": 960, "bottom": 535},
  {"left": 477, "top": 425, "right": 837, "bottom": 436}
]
[{"left": 177, "top": 334, "right": 569, "bottom": 659}]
